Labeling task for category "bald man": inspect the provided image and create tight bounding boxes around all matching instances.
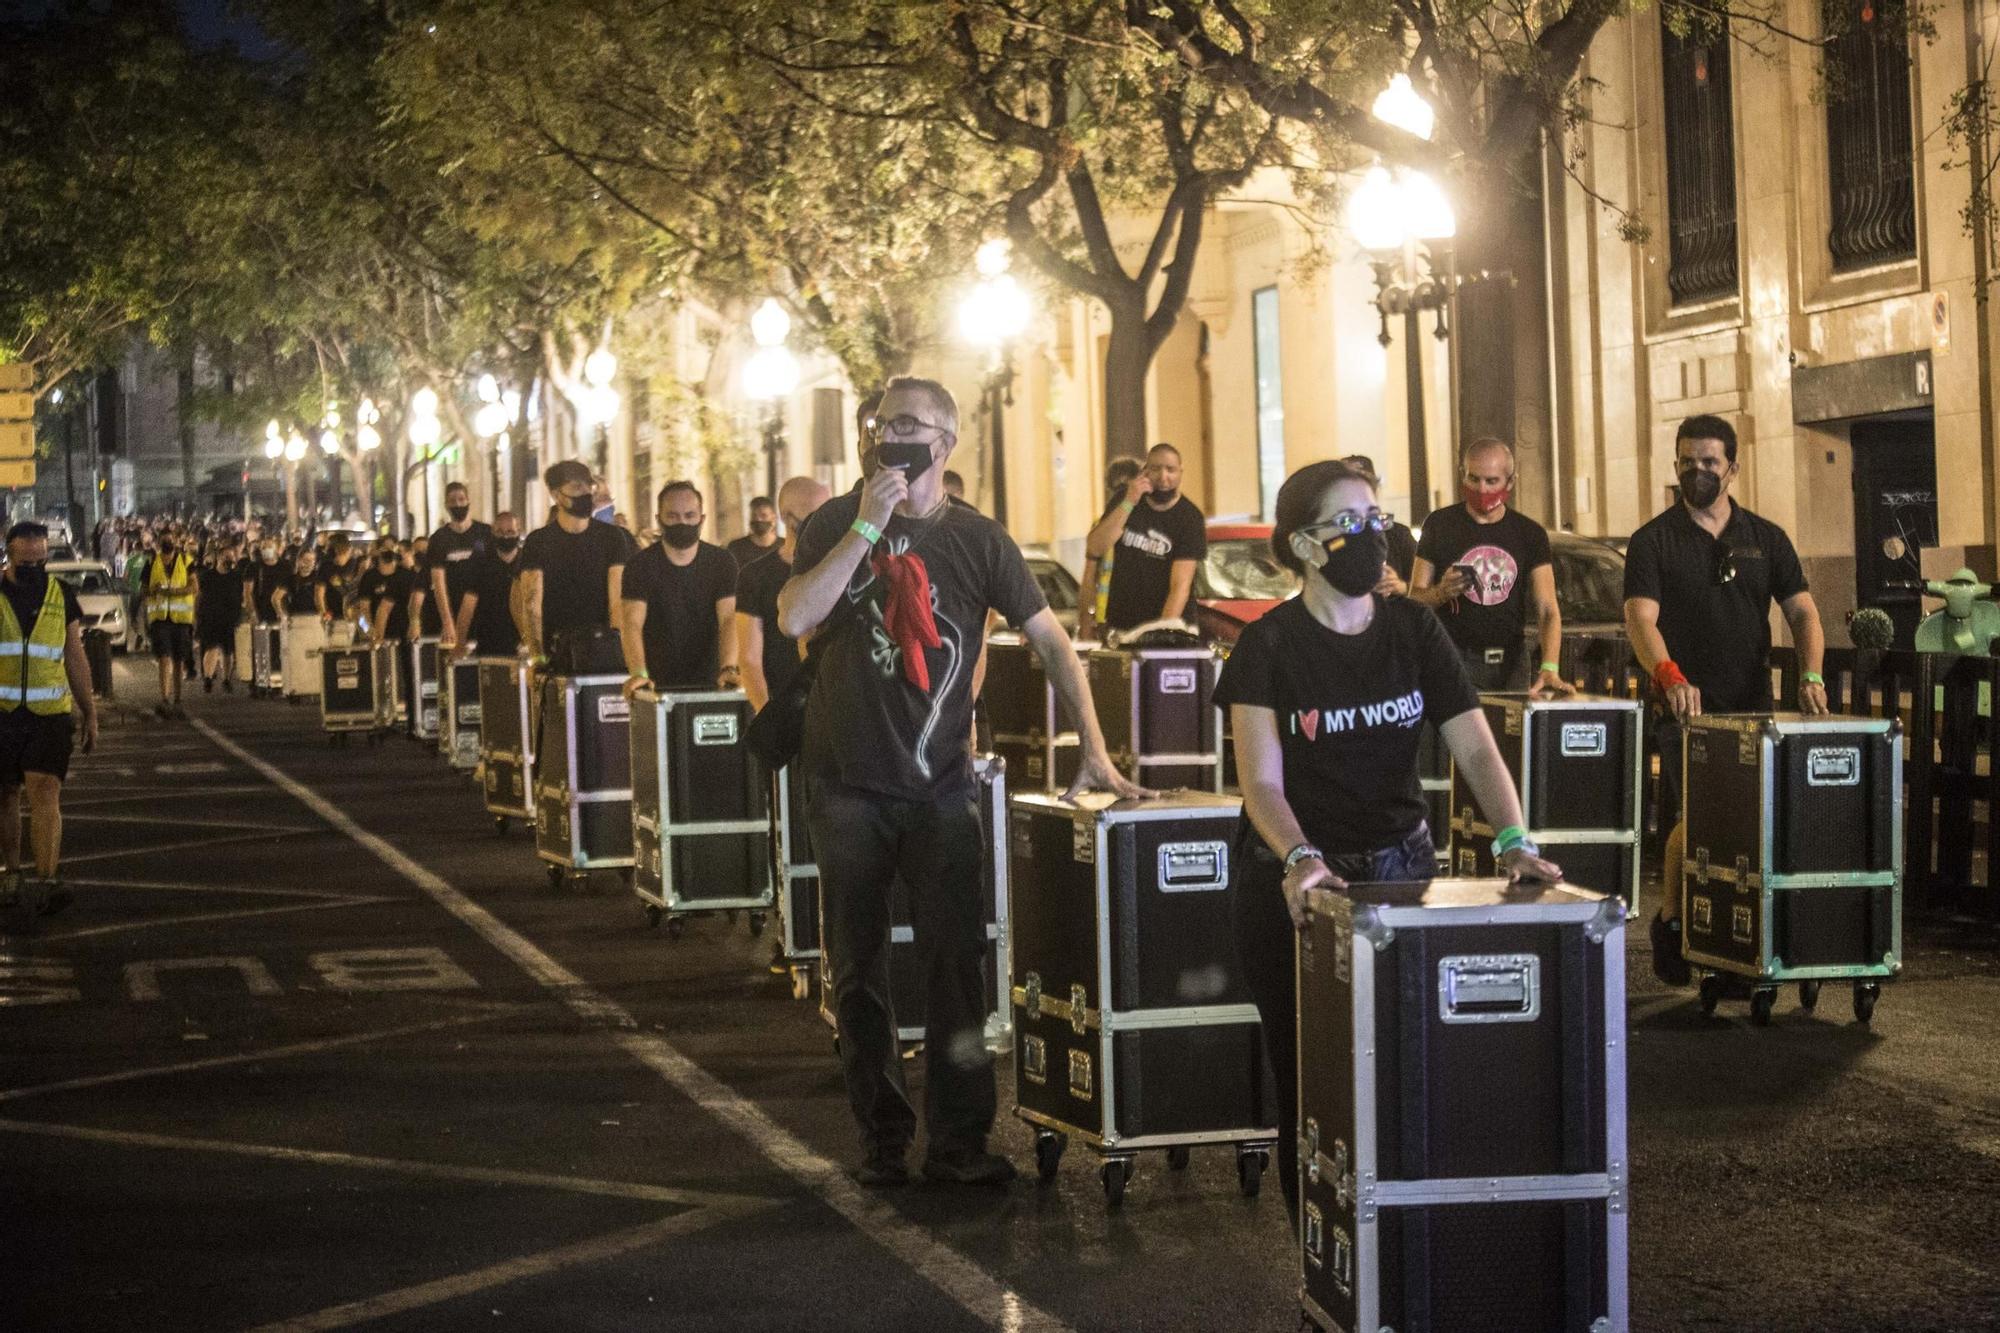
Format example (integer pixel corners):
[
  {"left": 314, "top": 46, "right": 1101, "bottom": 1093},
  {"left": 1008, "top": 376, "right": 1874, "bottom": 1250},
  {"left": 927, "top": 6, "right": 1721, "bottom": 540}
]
[{"left": 736, "top": 475, "right": 832, "bottom": 713}]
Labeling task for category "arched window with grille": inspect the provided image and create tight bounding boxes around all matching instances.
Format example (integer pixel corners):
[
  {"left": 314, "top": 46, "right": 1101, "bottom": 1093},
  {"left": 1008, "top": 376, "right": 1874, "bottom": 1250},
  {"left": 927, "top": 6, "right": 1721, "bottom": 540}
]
[
  {"left": 1823, "top": 0, "right": 1917, "bottom": 271},
  {"left": 1660, "top": 8, "right": 1740, "bottom": 306}
]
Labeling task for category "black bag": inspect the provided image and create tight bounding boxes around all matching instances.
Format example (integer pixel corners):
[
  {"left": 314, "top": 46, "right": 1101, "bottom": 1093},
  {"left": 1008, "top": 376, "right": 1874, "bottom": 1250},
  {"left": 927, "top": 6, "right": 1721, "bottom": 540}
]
[
  {"left": 548, "top": 625, "right": 625, "bottom": 675},
  {"left": 746, "top": 649, "right": 819, "bottom": 769}
]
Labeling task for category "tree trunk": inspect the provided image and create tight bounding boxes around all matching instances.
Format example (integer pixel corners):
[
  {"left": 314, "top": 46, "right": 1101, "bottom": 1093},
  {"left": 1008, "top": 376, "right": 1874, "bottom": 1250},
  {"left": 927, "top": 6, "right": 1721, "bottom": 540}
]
[
  {"left": 283, "top": 463, "right": 299, "bottom": 530},
  {"left": 175, "top": 365, "right": 198, "bottom": 504},
  {"left": 348, "top": 453, "right": 373, "bottom": 528},
  {"left": 1102, "top": 302, "right": 1154, "bottom": 464}
]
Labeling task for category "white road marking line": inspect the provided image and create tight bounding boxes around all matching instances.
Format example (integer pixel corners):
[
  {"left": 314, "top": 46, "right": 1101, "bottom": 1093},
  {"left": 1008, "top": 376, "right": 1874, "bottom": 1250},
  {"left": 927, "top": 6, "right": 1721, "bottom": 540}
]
[
  {"left": 63, "top": 785, "right": 275, "bottom": 805},
  {"left": 190, "top": 717, "right": 1069, "bottom": 1333},
  {"left": 59, "top": 877, "right": 379, "bottom": 899},
  {"left": 60, "top": 830, "right": 309, "bottom": 865},
  {"left": 63, "top": 813, "right": 320, "bottom": 834},
  {"left": 0, "top": 1117, "right": 773, "bottom": 1211},
  {"left": 0, "top": 1012, "right": 509, "bottom": 1102},
  {"left": 37, "top": 896, "right": 392, "bottom": 943},
  {"left": 247, "top": 1207, "right": 768, "bottom": 1332}
]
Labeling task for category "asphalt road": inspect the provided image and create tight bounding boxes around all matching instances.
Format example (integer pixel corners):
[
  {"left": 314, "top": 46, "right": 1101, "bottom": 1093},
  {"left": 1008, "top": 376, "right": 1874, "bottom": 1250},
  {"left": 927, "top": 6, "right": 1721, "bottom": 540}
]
[{"left": 4, "top": 657, "right": 1999, "bottom": 1331}]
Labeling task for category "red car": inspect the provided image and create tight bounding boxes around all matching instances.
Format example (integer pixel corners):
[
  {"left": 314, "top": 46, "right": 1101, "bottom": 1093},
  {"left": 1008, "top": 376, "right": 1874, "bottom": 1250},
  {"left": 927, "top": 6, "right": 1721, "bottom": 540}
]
[{"left": 1191, "top": 522, "right": 1297, "bottom": 646}]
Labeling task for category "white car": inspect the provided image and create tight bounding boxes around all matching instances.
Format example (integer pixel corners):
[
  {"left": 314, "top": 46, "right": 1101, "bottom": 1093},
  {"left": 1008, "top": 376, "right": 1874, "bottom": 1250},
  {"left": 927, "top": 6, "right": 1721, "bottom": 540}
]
[{"left": 49, "top": 560, "right": 129, "bottom": 651}]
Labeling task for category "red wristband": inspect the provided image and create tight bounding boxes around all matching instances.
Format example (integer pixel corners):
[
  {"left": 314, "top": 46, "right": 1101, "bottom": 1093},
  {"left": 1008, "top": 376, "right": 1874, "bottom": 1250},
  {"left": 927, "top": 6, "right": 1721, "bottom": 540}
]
[{"left": 1652, "top": 660, "right": 1689, "bottom": 693}]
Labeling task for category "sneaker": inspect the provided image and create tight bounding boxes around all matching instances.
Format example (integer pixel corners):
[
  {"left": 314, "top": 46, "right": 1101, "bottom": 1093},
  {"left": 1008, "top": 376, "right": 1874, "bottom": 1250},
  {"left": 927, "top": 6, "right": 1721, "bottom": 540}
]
[
  {"left": 922, "top": 1145, "right": 1017, "bottom": 1187},
  {"left": 1650, "top": 915, "right": 1692, "bottom": 987},
  {"left": 855, "top": 1145, "right": 910, "bottom": 1188},
  {"left": 39, "top": 883, "right": 72, "bottom": 918}
]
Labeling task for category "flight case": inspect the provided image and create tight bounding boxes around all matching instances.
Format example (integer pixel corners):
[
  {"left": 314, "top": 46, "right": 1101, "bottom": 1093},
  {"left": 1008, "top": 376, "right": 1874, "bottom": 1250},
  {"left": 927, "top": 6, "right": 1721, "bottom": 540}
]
[
  {"left": 319, "top": 640, "right": 398, "bottom": 743},
  {"left": 1297, "top": 879, "right": 1628, "bottom": 1333},
  {"left": 407, "top": 637, "right": 442, "bottom": 741},
  {"left": 478, "top": 657, "right": 536, "bottom": 834},
  {"left": 439, "top": 656, "right": 482, "bottom": 770},
  {"left": 1679, "top": 713, "right": 1902, "bottom": 1025},
  {"left": 771, "top": 764, "right": 821, "bottom": 1000},
  {"left": 250, "top": 622, "right": 283, "bottom": 696},
  {"left": 816, "top": 755, "right": 1011, "bottom": 1047},
  {"left": 1086, "top": 644, "right": 1223, "bottom": 790},
  {"left": 282, "top": 614, "right": 326, "bottom": 702},
  {"left": 1008, "top": 790, "right": 1275, "bottom": 1209},
  {"left": 534, "top": 674, "right": 634, "bottom": 890},
  {"left": 984, "top": 632, "right": 1082, "bottom": 791},
  {"left": 630, "top": 687, "right": 773, "bottom": 935},
  {"left": 1448, "top": 694, "right": 1644, "bottom": 919}
]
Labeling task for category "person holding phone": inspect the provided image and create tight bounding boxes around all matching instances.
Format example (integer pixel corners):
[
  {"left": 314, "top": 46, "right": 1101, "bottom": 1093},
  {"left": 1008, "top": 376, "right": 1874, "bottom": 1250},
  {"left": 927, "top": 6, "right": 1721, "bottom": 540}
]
[{"left": 1410, "top": 437, "right": 1572, "bottom": 696}]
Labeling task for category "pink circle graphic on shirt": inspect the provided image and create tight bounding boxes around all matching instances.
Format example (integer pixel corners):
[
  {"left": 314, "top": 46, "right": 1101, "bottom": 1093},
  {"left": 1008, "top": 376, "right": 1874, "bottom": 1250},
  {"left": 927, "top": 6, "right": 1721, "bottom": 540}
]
[{"left": 1460, "top": 544, "right": 1519, "bottom": 606}]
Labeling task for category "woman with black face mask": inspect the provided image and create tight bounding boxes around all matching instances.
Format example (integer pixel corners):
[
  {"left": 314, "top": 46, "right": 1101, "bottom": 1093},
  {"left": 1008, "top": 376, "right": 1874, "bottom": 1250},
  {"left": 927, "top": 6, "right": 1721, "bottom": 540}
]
[{"left": 1213, "top": 458, "right": 1563, "bottom": 1231}]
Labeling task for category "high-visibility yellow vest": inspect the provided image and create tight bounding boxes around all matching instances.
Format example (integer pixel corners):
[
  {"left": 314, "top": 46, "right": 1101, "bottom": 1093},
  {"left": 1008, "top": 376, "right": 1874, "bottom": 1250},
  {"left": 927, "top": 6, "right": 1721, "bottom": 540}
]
[
  {"left": 145, "top": 553, "right": 195, "bottom": 624},
  {"left": 0, "top": 575, "right": 73, "bottom": 715}
]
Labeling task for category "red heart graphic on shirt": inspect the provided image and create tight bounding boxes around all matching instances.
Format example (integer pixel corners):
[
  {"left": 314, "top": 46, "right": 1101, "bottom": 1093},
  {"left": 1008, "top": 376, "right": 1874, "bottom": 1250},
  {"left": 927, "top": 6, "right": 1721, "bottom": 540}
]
[{"left": 1297, "top": 710, "right": 1319, "bottom": 741}]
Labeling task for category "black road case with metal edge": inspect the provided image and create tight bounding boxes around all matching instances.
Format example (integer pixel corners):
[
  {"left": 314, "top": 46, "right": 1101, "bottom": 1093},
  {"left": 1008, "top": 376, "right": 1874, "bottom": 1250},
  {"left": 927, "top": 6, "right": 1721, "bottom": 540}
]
[
  {"left": 1008, "top": 789, "right": 1275, "bottom": 1208},
  {"left": 439, "top": 656, "right": 482, "bottom": 770},
  {"left": 630, "top": 687, "right": 773, "bottom": 936},
  {"left": 478, "top": 657, "right": 536, "bottom": 833},
  {"left": 250, "top": 622, "right": 283, "bottom": 696},
  {"left": 1297, "top": 879, "right": 1629, "bottom": 1333},
  {"left": 772, "top": 764, "right": 821, "bottom": 1000},
  {"left": 1448, "top": 693, "right": 1644, "bottom": 919},
  {"left": 985, "top": 631, "right": 1082, "bottom": 791},
  {"left": 406, "top": 637, "right": 442, "bottom": 741},
  {"left": 1087, "top": 644, "right": 1223, "bottom": 790},
  {"left": 534, "top": 673, "right": 634, "bottom": 889},
  {"left": 1680, "top": 712, "right": 1903, "bottom": 1025},
  {"left": 817, "top": 754, "right": 1012, "bottom": 1047},
  {"left": 319, "top": 641, "right": 398, "bottom": 744}
]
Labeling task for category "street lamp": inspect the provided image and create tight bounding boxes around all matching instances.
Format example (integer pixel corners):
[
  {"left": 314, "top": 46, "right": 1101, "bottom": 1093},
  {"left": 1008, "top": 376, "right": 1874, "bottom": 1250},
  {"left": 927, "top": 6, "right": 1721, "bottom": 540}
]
[
  {"left": 958, "top": 239, "right": 1034, "bottom": 525},
  {"left": 744, "top": 298, "right": 799, "bottom": 501}
]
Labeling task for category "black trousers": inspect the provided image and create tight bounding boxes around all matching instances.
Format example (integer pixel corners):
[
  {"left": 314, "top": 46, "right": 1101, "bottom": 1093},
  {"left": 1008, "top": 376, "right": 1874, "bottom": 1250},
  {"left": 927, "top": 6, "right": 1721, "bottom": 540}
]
[
  {"left": 1232, "top": 820, "right": 1436, "bottom": 1229},
  {"left": 807, "top": 777, "right": 993, "bottom": 1154}
]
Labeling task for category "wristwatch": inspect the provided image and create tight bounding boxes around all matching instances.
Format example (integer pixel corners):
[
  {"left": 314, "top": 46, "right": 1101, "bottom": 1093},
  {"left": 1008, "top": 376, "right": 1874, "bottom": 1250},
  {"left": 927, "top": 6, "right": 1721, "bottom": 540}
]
[{"left": 1283, "top": 843, "right": 1324, "bottom": 875}]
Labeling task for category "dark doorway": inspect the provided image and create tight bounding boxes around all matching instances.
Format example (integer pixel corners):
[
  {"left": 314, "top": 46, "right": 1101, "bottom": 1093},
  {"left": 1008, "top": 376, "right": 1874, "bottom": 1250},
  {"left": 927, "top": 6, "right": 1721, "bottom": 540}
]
[{"left": 1851, "top": 417, "right": 1938, "bottom": 649}]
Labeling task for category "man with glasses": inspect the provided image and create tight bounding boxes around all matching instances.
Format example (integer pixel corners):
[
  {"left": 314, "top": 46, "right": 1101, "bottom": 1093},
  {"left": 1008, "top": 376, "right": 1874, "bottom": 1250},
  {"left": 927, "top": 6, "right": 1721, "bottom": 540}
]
[
  {"left": 779, "top": 375, "right": 1142, "bottom": 1190},
  {"left": 1411, "top": 437, "right": 1571, "bottom": 695},
  {"left": 1079, "top": 441, "right": 1206, "bottom": 637},
  {"left": 1623, "top": 413, "right": 1828, "bottom": 986}
]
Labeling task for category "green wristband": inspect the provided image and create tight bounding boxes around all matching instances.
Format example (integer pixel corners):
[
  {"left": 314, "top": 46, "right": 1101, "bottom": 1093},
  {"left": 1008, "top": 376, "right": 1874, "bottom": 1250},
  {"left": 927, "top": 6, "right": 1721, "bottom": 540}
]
[
  {"left": 1802, "top": 671, "right": 1824, "bottom": 685},
  {"left": 851, "top": 519, "right": 883, "bottom": 545},
  {"left": 1119, "top": 500, "right": 1137, "bottom": 514},
  {"left": 1539, "top": 661, "right": 1560, "bottom": 675},
  {"left": 1493, "top": 823, "right": 1528, "bottom": 854}
]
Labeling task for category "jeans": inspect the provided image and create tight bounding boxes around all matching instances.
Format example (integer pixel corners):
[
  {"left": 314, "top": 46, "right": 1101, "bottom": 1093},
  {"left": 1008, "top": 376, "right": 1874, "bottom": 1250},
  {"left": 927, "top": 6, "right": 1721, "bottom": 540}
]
[
  {"left": 807, "top": 778, "right": 993, "bottom": 1155},
  {"left": 1231, "top": 819, "right": 1436, "bottom": 1229}
]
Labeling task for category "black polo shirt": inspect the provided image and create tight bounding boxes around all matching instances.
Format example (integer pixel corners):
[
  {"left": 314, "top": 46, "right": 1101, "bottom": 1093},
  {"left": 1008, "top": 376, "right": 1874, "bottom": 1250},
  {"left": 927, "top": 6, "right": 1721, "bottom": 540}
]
[{"left": 1623, "top": 500, "right": 1807, "bottom": 713}]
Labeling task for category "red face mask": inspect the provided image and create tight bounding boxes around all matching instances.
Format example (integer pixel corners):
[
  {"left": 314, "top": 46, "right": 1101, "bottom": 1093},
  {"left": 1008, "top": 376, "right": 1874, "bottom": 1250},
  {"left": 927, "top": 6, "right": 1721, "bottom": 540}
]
[{"left": 1462, "top": 482, "right": 1510, "bottom": 514}]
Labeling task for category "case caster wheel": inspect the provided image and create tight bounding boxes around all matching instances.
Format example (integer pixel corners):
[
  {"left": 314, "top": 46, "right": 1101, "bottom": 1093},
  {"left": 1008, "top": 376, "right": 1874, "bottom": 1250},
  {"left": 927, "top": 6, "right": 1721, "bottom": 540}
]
[
  {"left": 545, "top": 865, "right": 565, "bottom": 893},
  {"left": 1166, "top": 1145, "right": 1191, "bottom": 1172},
  {"left": 645, "top": 905, "right": 663, "bottom": 929},
  {"left": 790, "top": 967, "right": 812, "bottom": 1001},
  {"left": 1853, "top": 981, "right": 1880, "bottom": 1025},
  {"left": 494, "top": 816, "right": 509, "bottom": 836},
  {"left": 1798, "top": 980, "right": 1822, "bottom": 1013},
  {"left": 1034, "top": 1130, "right": 1067, "bottom": 1182},
  {"left": 1100, "top": 1157, "right": 1132, "bottom": 1208},
  {"left": 748, "top": 911, "right": 767, "bottom": 938},
  {"left": 1237, "top": 1147, "right": 1269, "bottom": 1198},
  {"left": 1698, "top": 974, "right": 1723, "bottom": 1017},
  {"left": 1749, "top": 988, "right": 1776, "bottom": 1027},
  {"left": 664, "top": 914, "right": 687, "bottom": 940}
]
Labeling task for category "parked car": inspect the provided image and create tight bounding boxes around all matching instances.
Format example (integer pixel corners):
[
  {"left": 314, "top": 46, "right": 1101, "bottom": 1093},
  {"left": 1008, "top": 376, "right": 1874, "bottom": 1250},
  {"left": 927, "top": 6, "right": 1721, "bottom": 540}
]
[
  {"left": 50, "top": 559, "right": 129, "bottom": 651},
  {"left": 1020, "top": 547, "right": 1082, "bottom": 634},
  {"left": 1191, "top": 523, "right": 1296, "bottom": 646}
]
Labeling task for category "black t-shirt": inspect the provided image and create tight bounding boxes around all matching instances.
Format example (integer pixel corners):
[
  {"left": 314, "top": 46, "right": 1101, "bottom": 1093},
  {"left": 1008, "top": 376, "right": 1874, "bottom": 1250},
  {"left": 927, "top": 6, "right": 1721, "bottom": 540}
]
[
  {"left": 621, "top": 541, "right": 737, "bottom": 688},
  {"left": 1214, "top": 596, "right": 1480, "bottom": 854},
  {"left": 1623, "top": 501, "right": 1807, "bottom": 713},
  {"left": 519, "top": 519, "right": 636, "bottom": 639},
  {"left": 197, "top": 564, "right": 246, "bottom": 621},
  {"left": 1385, "top": 522, "right": 1418, "bottom": 583},
  {"left": 1103, "top": 496, "right": 1208, "bottom": 630},
  {"left": 1414, "top": 505, "right": 1552, "bottom": 654},
  {"left": 462, "top": 552, "right": 521, "bottom": 657},
  {"left": 357, "top": 566, "right": 415, "bottom": 640},
  {"left": 249, "top": 562, "right": 290, "bottom": 621},
  {"left": 736, "top": 550, "right": 800, "bottom": 701},
  {"left": 796, "top": 491, "right": 1047, "bottom": 800},
  {"left": 2, "top": 574, "right": 83, "bottom": 640},
  {"left": 314, "top": 559, "right": 357, "bottom": 618},
  {"left": 728, "top": 534, "right": 780, "bottom": 571},
  {"left": 426, "top": 521, "right": 492, "bottom": 606}
]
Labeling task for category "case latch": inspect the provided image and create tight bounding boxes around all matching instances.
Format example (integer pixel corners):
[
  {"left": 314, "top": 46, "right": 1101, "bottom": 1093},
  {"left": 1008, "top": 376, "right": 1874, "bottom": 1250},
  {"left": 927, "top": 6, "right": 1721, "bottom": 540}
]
[
  {"left": 1303, "top": 1119, "right": 1320, "bottom": 1183},
  {"left": 1069, "top": 983, "right": 1090, "bottom": 1036}
]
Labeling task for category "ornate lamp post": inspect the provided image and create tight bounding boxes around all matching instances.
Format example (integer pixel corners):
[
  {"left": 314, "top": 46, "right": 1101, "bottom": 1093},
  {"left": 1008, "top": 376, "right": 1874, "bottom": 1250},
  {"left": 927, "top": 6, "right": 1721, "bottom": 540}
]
[{"left": 957, "top": 239, "right": 1033, "bottom": 525}]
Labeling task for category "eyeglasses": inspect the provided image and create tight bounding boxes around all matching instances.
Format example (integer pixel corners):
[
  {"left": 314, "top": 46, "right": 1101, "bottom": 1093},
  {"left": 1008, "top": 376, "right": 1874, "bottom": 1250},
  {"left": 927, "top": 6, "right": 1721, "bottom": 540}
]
[
  {"left": 867, "top": 414, "right": 950, "bottom": 443},
  {"left": 1306, "top": 511, "right": 1396, "bottom": 538}
]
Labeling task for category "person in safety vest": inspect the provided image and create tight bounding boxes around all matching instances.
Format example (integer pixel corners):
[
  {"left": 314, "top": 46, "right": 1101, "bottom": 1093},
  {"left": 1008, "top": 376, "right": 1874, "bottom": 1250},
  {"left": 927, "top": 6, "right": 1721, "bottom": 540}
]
[
  {"left": 145, "top": 530, "right": 198, "bottom": 720},
  {"left": 0, "top": 523, "right": 97, "bottom": 920}
]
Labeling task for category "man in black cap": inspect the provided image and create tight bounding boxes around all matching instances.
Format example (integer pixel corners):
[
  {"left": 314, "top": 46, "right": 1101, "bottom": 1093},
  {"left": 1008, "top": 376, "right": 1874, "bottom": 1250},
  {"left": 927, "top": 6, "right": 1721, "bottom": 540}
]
[{"left": 517, "top": 459, "right": 636, "bottom": 664}]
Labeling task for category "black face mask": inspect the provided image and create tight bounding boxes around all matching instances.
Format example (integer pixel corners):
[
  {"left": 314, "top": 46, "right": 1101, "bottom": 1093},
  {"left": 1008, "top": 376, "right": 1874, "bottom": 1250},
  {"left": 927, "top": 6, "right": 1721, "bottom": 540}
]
[
  {"left": 1314, "top": 529, "right": 1386, "bottom": 597},
  {"left": 495, "top": 536, "right": 520, "bottom": 556},
  {"left": 564, "top": 493, "right": 596, "bottom": 518},
  {"left": 12, "top": 561, "right": 46, "bottom": 583},
  {"left": 1679, "top": 467, "right": 1723, "bottom": 509},
  {"left": 875, "top": 440, "right": 933, "bottom": 482},
  {"left": 1150, "top": 486, "right": 1179, "bottom": 505},
  {"left": 749, "top": 520, "right": 774, "bottom": 537},
  {"left": 447, "top": 504, "right": 471, "bottom": 523},
  {"left": 661, "top": 522, "right": 700, "bottom": 550}
]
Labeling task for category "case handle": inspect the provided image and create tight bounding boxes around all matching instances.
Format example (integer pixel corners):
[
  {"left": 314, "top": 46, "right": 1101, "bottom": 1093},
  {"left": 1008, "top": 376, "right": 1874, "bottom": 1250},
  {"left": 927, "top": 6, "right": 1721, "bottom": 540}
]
[
  {"left": 1156, "top": 840, "right": 1228, "bottom": 893},
  {"left": 1437, "top": 953, "right": 1542, "bottom": 1024}
]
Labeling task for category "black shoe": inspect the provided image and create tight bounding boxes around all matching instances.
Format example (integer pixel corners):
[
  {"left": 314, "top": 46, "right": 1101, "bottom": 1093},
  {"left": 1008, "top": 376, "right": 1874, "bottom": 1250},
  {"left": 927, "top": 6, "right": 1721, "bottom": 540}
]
[
  {"left": 1650, "top": 915, "right": 1692, "bottom": 987},
  {"left": 855, "top": 1146, "right": 910, "bottom": 1188},
  {"left": 154, "top": 702, "right": 172, "bottom": 720},
  {"left": 39, "top": 884, "right": 72, "bottom": 918},
  {"left": 203, "top": 676, "right": 214, "bottom": 694},
  {"left": 922, "top": 1145, "right": 1017, "bottom": 1187},
  {"left": 223, "top": 678, "right": 234, "bottom": 694}
]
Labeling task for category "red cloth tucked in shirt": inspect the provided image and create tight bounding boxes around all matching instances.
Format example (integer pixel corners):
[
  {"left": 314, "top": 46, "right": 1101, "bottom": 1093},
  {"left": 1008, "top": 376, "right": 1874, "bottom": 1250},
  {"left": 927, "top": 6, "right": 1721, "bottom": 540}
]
[{"left": 871, "top": 550, "right": 940, "bottom": 691}]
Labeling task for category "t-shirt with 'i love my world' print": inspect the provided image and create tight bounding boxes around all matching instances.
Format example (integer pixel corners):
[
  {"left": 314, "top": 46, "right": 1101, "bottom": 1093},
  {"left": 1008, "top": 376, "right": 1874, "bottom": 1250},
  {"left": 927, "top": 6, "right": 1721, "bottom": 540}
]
[{"left": 1213, "top": 594, "right": 1480, "bottom": 854}]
